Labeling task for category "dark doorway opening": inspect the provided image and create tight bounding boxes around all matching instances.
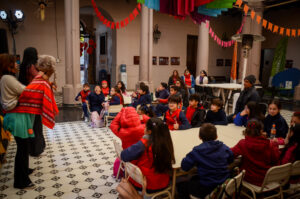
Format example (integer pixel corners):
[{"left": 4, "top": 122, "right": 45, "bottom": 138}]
[{"left": 186, "top": 35, "right": 198, "bottom": 76}]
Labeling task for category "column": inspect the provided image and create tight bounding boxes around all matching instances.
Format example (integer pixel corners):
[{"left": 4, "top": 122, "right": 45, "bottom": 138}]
[
  {"left": 138, "top": 4, "right": 149, "bottom": 85},
  {"left": 196, "top": 21, "right": 209, "bottom": 76},
  {"left": 238, "top": 2, "right": 263, "bottom": 83},
  {"left": 63, "top": 0, "right": 82, "bottom": 104},
  {"left": 148, "top": 9, "right": 153, "bottom": 92}
]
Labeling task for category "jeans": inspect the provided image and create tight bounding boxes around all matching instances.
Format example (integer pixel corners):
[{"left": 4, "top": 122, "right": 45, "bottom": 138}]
[{"left": 82, "top": 102, "right": 89, "bottom": 118}]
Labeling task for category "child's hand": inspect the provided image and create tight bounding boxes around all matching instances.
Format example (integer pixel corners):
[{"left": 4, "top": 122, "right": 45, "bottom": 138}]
[
  {"left": 139, "top": 115, "right": 143, "bottom": 120},
  {"left": 261, "top": 132, "right": 267, "bottom": 138},
  {"left": 240, "top": 109, "right": 248, "bottom": 116},
  {"left": 174, "top": 123, "right": 179, "bottom": 130}
]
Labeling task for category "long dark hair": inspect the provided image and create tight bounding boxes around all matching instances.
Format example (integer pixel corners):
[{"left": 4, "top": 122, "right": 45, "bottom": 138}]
[
  {"left": 139, "top": 104, "right": 155, "bottom": 117},
  {"left": 243, "top": 119, "right": 264, "bottom": 137},
  {"left": 281, "top": 124, "right": 300, "bottom": 161},
  {"left": 247, "top": 101, "right": 265, "bottom": 121},
  {"left": 117, "top": 81, "right": 126, "bottom": 93},
  {"left": 112, "top": 86, "right": 124, "bottom": 102},
  {"left": 19, "top": 47, "right": 38, "bottom": 85},
  {"left": 146, "top": 118, "right": 175, "bottom": 173},
  {"left": 176, "top": 79, "right": 188, "bottom": 94}
]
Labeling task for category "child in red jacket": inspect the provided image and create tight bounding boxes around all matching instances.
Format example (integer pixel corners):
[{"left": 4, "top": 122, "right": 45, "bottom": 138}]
[
  {"left": 101, "top": 80, "right": 110, "bottom": 97},
  {"left": 231, "top": 119, "right": 280, "bottom": 186},
  {"left": 121, "top": 118, "right": 175, "bottom": 193},
  {"left": 75, "top": 83, "right": 90, "bottom": 122}
]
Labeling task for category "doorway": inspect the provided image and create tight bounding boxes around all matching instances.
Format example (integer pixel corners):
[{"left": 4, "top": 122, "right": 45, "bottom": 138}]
[{"left": 186, "top": 35, "right": 198, "bottom": 76}]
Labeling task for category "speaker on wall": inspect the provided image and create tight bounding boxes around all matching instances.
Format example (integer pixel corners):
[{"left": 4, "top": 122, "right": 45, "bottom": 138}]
[{"left": 0, "top": 29, "right": 9, "bottom": 54}]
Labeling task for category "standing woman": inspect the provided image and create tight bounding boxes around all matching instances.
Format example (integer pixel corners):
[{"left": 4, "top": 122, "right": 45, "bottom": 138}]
[
  {"left": 19, "top": 47, "right": 45, "bottom": 157},
  {"left": 181, "top": 69, "right": 195, "bottom": 94},
  {"left": 195, "top": 70, "right": 209, "bottom": 93},
  {"left": 168, "top": 70, "right": 180, "bottom": 88}
]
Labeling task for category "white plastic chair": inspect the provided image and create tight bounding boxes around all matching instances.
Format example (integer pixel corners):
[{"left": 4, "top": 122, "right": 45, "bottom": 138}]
[
  {"left": 283, "top": 160, "right": 300, "bottom": 194},
  {"left": 104, "top": 104, "right": 123, "bottom": 128},
  {"left": 124, "top": 162, "right": 171, "bottom": 199},
  {"left": 241, "top": 163, "right": 292, "bottom": 199},
  {"left": 112, "top": 140, "right": 125, "bottom": 180},
  {"left": 123, "top": 95, "right": 132, "bottom": 105}
]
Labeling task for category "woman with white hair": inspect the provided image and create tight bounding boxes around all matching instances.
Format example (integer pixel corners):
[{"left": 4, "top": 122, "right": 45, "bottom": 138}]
[{"left": 3, "top": 55, "right": 59, "bottom": 189}]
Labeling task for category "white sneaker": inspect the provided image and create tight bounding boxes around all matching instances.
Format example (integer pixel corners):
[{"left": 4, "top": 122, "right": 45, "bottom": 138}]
[{"left": 84, "top": 117, "right": 89, "bottom": 122}]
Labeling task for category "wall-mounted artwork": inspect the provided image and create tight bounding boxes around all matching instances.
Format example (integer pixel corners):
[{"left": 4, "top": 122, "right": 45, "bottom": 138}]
[
  {"left": 171, "top": 57, "right": 180, "bottom": 65},
  {"left": 225, "top": 59, "right": 232, "bottom": 67},
  {"left": 159, "top": 57, "right": 169, "bottom": 65},
  {"left": 216, "top": 59, "right": 224, "bottom": 67},
  {"left": 153, "top": 56, "right": 157, "bottom": 65},
  {"left": 134, "top": 56, "right": 139, "bottom": 65}
]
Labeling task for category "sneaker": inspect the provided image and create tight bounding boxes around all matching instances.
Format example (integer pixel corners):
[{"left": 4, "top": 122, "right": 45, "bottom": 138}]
[
  {"left": 28, "top": 168, "right": 35, "bottom": 175},
  {"left": 14, "top": 183, "right": 36, "bottom": 189},
  {"left": 84, "top": 117, "right": 89, "bottom": 122}
]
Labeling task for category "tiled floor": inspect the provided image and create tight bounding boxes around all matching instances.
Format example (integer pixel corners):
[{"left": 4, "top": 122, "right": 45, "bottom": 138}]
[
  {"left": 0, "top": 108, "right": 296, "bottom": 199},
  {"left": 0, "top": 122, "right": 120, "bottom": 199}
]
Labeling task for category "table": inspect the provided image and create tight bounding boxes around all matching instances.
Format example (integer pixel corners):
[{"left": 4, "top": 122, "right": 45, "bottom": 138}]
[
  {"left": 170, "top": 124, "right": 245, "bottom": 198},
  {"left": 199, "top": 83, "right": 262, "bottom": 114}
]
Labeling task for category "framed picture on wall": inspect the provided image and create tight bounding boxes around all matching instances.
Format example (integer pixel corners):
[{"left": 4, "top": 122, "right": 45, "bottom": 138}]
[
  {"left": 216, "top": 59, "right": 224, "bottom": 67},
  {"left": 159, "top": 57, "right": 169, "bottom": 65},
  {"left": 225, "top": 59, "right": 232, "bottom": 67},
  {"left": 153, "top": 56, "right": 157, "bottom": 65},
  {"left": 134, "top": 56, "right": 139, "bottom": 65},
  {"left": 171, "top": 57, "right": 180, "bottom": 65}
]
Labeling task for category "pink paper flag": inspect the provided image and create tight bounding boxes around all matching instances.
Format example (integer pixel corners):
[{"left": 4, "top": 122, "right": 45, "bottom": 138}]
[
  {"left": 222, "top": 41, "right": 224, "bottom": 46},
  {"left": 214, "top": 35, "right": 217, "bottom": 40},
  {"left": 225, "top": 42, "right": 227, "bottom": 47},
  {"left": 206, "top": 21, "right": 209, "bottom": 28},
  {"left": 209, "top": 28, "right": 212, "bottom": 34},
  {"left": 212, "top": 32, "right": 214, "bottom": 37}
]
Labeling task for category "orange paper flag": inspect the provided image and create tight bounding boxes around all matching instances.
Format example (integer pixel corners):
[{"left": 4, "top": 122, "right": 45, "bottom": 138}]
[
  {"left": 286, "top": 29, "right": 291, "bottom": 36},
  {"left": 243, "top": 5, "right": 249, "bottom": 15},
  {"left": 262, "top": 19, "right": 267, "bottom": 28},
  {"left": 251, "top": 10, "right": 255, "bottom": 19},
  {"left": 298, "top": 29, "right": 300, "bottom": 36},
  {"left": 256, "top": 15, "right": 261, "bottom": 24},
  {"left": 273, "top": 25, "right": 279, "bottom": 33},
  {"left": 280, "top": 27, "right": 285, "bottom": 35},
  {"left": 291, "top": 29, "right": 296, "bottom": 37},
  {"left": 268, "top": 22, "right": 273, "bottom": 31},
  {"left": 235, "top": 0, "right": 242, "bottom": 7}
]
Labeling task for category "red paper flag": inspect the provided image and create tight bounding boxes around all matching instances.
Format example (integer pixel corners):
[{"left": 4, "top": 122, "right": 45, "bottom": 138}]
[
  {"left": 291, "top": 29, "right": 296, "bottom": 37},
  {"left": 137, "top": 3, "right": 141, "bottom": 10},
  {"left": 298, "top": 29, "right": 300, "bottom": 36},
  {"left": 286, "top": 29, "right": 291, "bottom": 36},
  {"left": 268, "top": 22, "right": 273, "bottom": 31},
  {"left": 235, "top": 0, "right": 242, "bottom": 7},
  {"left": 243, "top": 5, "right": 249, "bottom": 15},
  {"left": 129, "top": 13, "right": 134, "bottom": 21},
  {"left": 121, "top": 20, "right": 125, "bottom": 28},
  {"left": 116, "top": 22, "right": 120, "bottom": 29},
  {"left": 262, "top": 19, "right": 267, "bottom": 28},
  {"left": 273, "top": 25, "right": 279, "bottom": 33},
  {"left": 100, "top": 15, "right": 104, "bottom": 22},
  {"left": 124, "top": 17, "right": 129, "bottom": 25},
  {"left": 279, "top": 27, "right": 285, "bottom": 35},
  {"left": 256, "top": 15, "right": 261, "bottom": 24},
  {"left": 106, "top": 21, "right": 111, "bottom": 28},
  {"left": 103, "top": 19, "right": 107, "bottom": 25},
  {"left": 250, "top": 10, "right": 255, "bottom": 19},
  {"left": 133, "top": 8, "right": 139, "bottom": 17},
  {"left": 111, "top": 22, "right": 115, "bottom": 29}
]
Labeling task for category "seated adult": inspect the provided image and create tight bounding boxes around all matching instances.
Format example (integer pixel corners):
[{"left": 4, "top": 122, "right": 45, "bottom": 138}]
[
  {"left": 228, "top": 75, "right": 260, "bottom": 123},
  {"left": 195, "top": 70, "right": 208, "bottom": 93}
]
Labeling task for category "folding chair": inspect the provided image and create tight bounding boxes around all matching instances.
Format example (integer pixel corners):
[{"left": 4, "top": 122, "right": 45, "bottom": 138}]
[
  {"left": 123, "top": 95, "right": 132, "bottom": 106},
  {"left": 283, "top": 160, "right": 300, "bottom": 194},
  {"left": 104, "top": 104, "right": 123, "bottom": 128},
  {"left": 190, "top": 170, "right": 246, "bottom": 199},
  {"left": 124, "top": 162, "right": 172, "bottom": 199},
  {"left": 112, "top": 140, "right": 125, "bottom": 180},
  {"left": 241, "top": 163, "right": 292, "bottom": 199}
]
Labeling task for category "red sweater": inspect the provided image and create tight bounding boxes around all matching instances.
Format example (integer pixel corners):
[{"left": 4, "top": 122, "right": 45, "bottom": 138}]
[
  {"left": 231, "top": 136, "right": 280, "bottom": 186},
  {"left": 165, "top": 109, "right": 181, "bottom": 130},
  {"left": 185, "top": 106, "right": 196, "bottom": 124}
]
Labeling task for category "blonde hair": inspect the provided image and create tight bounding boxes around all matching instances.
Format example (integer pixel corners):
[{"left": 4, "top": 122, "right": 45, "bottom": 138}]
[{"left": 37, "top": 55, "right": 56, "bottom": 85}]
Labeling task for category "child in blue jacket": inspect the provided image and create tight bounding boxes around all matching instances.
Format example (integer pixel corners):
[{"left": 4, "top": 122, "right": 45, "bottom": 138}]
[
  {"left": 132, "top": 84, "right": 151, "bottom": 108},
  {"left": 177, "top": 123, "right": 234, "bottom": 199}
]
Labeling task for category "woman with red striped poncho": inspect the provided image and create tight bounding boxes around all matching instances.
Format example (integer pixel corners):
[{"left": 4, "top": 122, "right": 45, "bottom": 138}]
[{"left": 3, "top": 55, "right": 58, "bottom": 189}]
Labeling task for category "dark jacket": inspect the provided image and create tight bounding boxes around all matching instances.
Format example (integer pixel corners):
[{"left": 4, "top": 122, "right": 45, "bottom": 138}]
[
  {"left": 205, "top": 109, "right": 228, "bottom": 125},
  {"left": 185, "top": 106, "right": 206, "bottom": 127},
  {"left": 132, "top": 93, "right": 151, "bottom": 108},
  {"left": 109, "top": 95, "right": 121, "bottom": 105},
  {"left": 234, "top": 86, "right": 260, "bottom": 115},
  {"left": 179, "top": 88, "right": 189, "bottom": 108},
  {"left": 155, "top": 89, "right": 169, "bottom": 99},
  {"left": 86, "top": 92, "right": 105, "bottom": 112},
  {"left": 181, "top": 140, "right": 234, "bottom": 188},
  {"left": 264, "top": 113, "right": 289, "bottom": 138}
]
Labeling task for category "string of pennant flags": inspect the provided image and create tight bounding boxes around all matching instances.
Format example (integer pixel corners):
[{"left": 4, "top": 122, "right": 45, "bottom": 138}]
[{"left": 236, "top": 0, "right": 300, "bottom": 37}]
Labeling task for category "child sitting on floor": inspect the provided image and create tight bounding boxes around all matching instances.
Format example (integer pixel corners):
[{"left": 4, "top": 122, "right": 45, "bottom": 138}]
[
  {"left": 164, "top": 95, "right": 191, "bottom": 130},
  {"left": 75, "top": 83, "right": 90, "bottom": 122},
  {"left": 121, "top": 118, "right": 175, "bottom": 193},
  {"left": 177, "top": 123, "right": 234, "bottom": 199},
  {"left": 185, "top": 93, "right": 205, "bottom": 128},
  {"left": 101, "top": 80, "right": 110, "bottom": 97},
  {"left": 264, "top": 100, "right": 288, "bottom": 139},
  {"left": 231, "top": 119, "right": 280, "bottom": 186},
  {"left": 155, "top": 82, "right": 169, "bottom": 100},
  {"left": 132, "top": 84, "right": 151, "bottom": 108},
  {"left": 205, "top": 98, "right": 228, "bottom": 125}
]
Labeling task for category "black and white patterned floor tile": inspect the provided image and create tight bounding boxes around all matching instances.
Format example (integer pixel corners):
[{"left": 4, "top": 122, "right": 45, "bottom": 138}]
[{"left": 0, "top": 122, "right": 120, "bottom": 199}]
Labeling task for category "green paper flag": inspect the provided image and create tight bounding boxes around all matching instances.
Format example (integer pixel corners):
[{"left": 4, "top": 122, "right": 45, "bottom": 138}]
[
  {"left": 205, "top": 0, "right": 235, "bottom": 9},
  {"left": 137, "top": 0, "right": 145, "bottom": 4}
]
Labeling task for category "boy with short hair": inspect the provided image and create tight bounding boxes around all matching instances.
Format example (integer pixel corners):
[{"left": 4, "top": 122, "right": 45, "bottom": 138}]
[
  {"left": 75, "top": 83, "right": 91, "bottom": 122},
  {"left": 177, "top": 123, "right": 234, "bottom": 198},
  {"left": 132, "top": 84, "right": 151, "bottom": 108},
  {"left": 155, "top": 82, "right": 169, "bottom": 100},
  {"left": 164, "top": 95, "right": 191, "bottom": 130},
  {"left": 205, "top": 98, "right": 228, "bottom": 125},
  {"left": 185, "top": 94, "right": 206, "bottom": 127}
]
